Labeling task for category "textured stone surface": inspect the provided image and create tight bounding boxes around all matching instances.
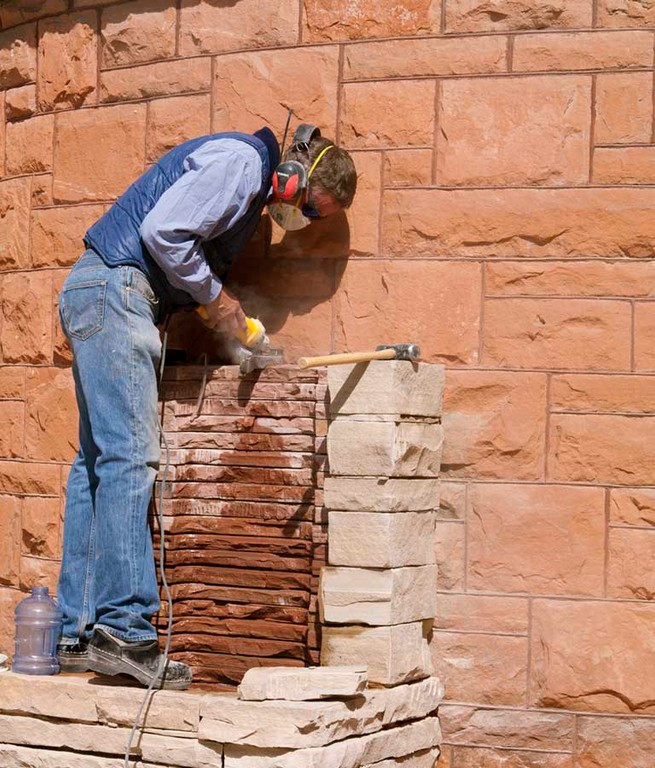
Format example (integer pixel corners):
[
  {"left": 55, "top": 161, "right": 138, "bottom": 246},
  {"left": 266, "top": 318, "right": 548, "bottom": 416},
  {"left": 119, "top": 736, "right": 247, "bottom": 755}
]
[
  {"left": 608, "top": 528, "right": 655, "bottom": 600},
  {"left": 327, "top": 361, "right": 444, "bottom": 417},
  {"left": 442, "top": 370, "right": 547, "bottom": 479},
  {"left": 610, "top": 488, "right": 655, "bottom": 526},
  {"left": 53, "top": 104, "right": 147, "bottom": 203},
  {"left": 328, "top": 511, "right": 436, "bottom": 567},
  {"left": 513, "top": 30, "right": 652, "bottom": 71},
  {"left": 333, "top": 260, "right": 482, "bottom": 365},
  {"left": 432, "top": 632, "right": 527, "bottom": 706},
  {"left": 320, "top": 565, "right": 437, "bottom": 625},
  {"left": 179, "top": 0, "right": 298, "bottom": 55},
  {"left": 594, "top": 72, "right": 653, "bottom": 144},
  {"left": 483, "top": 298, "right": 631, "bottom": 370},
  {"left": 5, "top": 85, "right": 36, "bottom": 121},
  {"left": 201, "top": 677, "right": 443, "bottom": 747},
  {"left": 384, "top": 149, "right": 433, "bottom": 187},
  {"left": 238, "top": 666, "right": 367, "bottom": 701},
  {"left": 31, "top": 204, "right": 104, "bottom": 267},
  {"left": 445, "top": 0, "right": 591, "bottom": 31},
  {"left": 438, "top": 76, "right": 590, "bottom": 186},
  {"left": 303, "top": 0, "right": 441, "bottom": 41},
  {"left": 100, "top": 57, "right": 211, "bottom": 102},
  {"left": 434, "top": 521, "right": 465, "bottom": 591},
  {"left": 383, "top": 187, "right": 655, "bottom": 258},
  {"left": 1, "top": 271, "right": 52, "bottom": 364},
  {"left": 322, "top": 622, "right": 433, "bottom": 686},
  {"left": 324, "top": 477, "right": 439, "bottom": 512},
  {"left": 37, "top": 12, "right": 97, "bottom": 110},
  {"left": 451, "top": 747, "right": 572, "bottom": 767},
  {"left": 213, "top": 47, "right": 339, "bottom": 136},
  {"left": 146, "top": 94, "right": 211, "bottom": 163},
  {"left": 344, "top": 35, "right": 506, "bottom": 80},
  {"left": 25, "top": 367, "right": 77, "bottom": 461},
  {"left": 486, "top": 260, "right": 655, "bottom": 298},
  {"left": 100, "top": 0, "right": 176, "bottom": 67},
  {"left": 598, "top": 0, "right": 655, "bottom": 26},
  {"left": 551, "top": 374, "right": 655, "bottom": 414},
  {"left": 0, "top": 497, "right": 21, "bottom": 586},
  {"left": 0, "top": 25, "right": 37, "bottom": 90},
  {"left": 530, "top": 599, "right": 655, "bottom": 713},
  {"left": 440, "top": 705, "right": 574, "bottom": 750},
  {"left": 341, "top": 80, "right": 435, "bottom": 148},
  {"left": 327, "top": 419, "right": 443, "bottom": 477},
  {"left": 21, "top": 497, "right": 60, "bottom": 559},
  {"left": 594, "top": 146, "right": 655, "bottom": 185},
  {"left": 223, "top": 717, "right": 442, "bottom": 768},
  {"left": 435, "top": 594, "right": 529, "bottom": 634},
  {"left": 467, "top": 483, "right": 605, "bottom": 596},
  {"left": 576, "top": 715, "right": 655, "bottom": 767},
  {"left": 0, "top": 178, "right": 31, "bottom": 270},
  {"left": 549, "top": 413, "right": 655, "bottom": 485},
  {"left": 6, "top": 116, "right": 54, "bottom": 176},
  {"left": 635, "top": 301, "right": 655, "bottom": 370}
]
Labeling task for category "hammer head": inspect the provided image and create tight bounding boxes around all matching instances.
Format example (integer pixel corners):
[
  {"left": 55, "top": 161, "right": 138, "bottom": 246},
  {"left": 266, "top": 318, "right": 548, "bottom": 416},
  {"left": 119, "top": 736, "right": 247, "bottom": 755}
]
[{"left": 375, "top": 343, "right": 421, "bottom": 362}]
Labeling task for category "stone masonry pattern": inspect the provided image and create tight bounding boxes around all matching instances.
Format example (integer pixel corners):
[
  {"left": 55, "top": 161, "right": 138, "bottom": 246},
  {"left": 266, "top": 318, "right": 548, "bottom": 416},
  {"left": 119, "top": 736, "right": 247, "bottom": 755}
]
[{"left": 1, "top": 0, "right": 655, "bottom": 766}]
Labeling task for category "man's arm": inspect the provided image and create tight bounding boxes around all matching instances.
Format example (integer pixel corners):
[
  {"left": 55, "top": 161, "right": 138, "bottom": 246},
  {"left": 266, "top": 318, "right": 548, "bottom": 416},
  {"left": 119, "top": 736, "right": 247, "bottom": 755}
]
[{"left": 140, "top": 139, "right": 263, "bottom": 305}]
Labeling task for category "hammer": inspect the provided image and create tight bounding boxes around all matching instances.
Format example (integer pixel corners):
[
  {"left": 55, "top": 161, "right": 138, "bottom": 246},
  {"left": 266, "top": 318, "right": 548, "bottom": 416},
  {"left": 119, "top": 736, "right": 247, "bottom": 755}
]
[{"left": 298, "top": 343, "right": 420, "bottom": 369}]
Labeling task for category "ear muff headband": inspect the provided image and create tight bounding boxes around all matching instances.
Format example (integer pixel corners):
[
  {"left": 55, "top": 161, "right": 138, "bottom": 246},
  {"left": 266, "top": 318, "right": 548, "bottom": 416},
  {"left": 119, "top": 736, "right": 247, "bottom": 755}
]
[{"left": 307, "top": 144, "right": 335, "bottom": 179}]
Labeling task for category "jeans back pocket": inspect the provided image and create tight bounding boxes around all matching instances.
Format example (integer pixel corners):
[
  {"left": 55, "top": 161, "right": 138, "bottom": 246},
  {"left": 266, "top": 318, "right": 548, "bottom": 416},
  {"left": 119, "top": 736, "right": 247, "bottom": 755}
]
[{"left": 60, "top": 280, "right": 107, "bottom": 341}]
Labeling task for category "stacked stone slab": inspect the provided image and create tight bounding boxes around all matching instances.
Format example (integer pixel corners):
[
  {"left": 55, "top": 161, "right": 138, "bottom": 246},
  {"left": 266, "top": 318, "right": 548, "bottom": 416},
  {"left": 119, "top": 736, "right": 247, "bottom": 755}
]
[
  {"left": 155, "top": 364, "right": 328, "bottom": 687},
  {"left": 0, "top": 667, "right": 442, "bottom": 767},
  {"left": 320, "top": 361, "right": 444, "bottom": 686}
]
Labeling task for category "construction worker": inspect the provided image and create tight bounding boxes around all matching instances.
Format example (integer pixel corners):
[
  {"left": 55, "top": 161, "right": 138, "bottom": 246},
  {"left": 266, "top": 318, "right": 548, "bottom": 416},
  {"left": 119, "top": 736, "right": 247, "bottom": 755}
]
[{"left": 56, "top": 125, "right": 357, "bottom": 689}]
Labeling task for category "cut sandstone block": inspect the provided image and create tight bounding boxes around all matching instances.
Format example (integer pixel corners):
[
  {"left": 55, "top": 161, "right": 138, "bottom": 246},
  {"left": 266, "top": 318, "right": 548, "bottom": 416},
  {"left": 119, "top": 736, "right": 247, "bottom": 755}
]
[
  {"left": 200, "top": 676, "right": 443, "bottom": 749},
  {"left": 327, "top": 361, "right": 444, "bottom": 417},
  {"left": 328, "top": 510, "right": 436, "bottom": 566},
  {"left": 324, "top": 476, "right": 440, "bottom": 511},
  {"left": 0, "top": 672, "right": 98, "bottom": 723},
  {"left": 320, "top": 565, "right": 438, "bottom": 625},
  {"left": 321, "top": 622, "right": 433, "bottom": 686},
  {"left": 327, "top": 419, "right": 443, "bottom": 477},
  {"left": 223, "top": 716, "right": 442, "bottom": 768},
  {"left": 238, "top": 665, "right": 368, "bottom": 701}
]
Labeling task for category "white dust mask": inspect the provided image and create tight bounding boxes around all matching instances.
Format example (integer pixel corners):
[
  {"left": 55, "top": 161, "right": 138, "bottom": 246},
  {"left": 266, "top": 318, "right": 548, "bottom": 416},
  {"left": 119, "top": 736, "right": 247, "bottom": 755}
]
[{"left": 267, "top": 201, "right": 311, "bottom": 231}]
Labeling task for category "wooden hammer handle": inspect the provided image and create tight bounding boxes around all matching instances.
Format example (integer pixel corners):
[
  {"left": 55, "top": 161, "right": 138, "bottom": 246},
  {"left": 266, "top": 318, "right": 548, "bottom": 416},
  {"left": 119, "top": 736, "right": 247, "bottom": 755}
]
[{"left": 297, "top": 348, "right": 396, "bottom": 369}]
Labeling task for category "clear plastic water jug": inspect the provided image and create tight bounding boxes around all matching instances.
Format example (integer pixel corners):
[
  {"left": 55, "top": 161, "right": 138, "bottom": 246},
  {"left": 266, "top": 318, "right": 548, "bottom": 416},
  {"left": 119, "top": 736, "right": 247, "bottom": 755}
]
[{"left": 12, "top": 586, "right": 63, "bottom": 675}]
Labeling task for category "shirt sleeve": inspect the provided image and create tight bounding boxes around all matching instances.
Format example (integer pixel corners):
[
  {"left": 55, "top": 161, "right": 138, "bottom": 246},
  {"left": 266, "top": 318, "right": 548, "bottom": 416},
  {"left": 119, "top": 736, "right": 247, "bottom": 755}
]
[{"left": 140, "top": 139, "right": 263, "bottom": 304}]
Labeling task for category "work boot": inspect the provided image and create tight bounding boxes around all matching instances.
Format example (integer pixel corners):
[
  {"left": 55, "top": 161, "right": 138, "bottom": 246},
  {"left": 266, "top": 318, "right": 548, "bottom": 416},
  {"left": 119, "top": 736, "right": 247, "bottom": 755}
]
[
  {"left": 87, "top": 627, "right": 192, "bottom": 690},
  {"left": 57, "top": 639, "right": 89, "bottom": 673}
]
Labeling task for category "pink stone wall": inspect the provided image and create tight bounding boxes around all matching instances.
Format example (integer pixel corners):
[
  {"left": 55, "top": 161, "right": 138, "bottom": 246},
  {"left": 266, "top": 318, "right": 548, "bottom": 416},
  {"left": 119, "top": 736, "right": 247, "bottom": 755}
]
[{"left": 1, "top": 1, "right": 655, "bottom": 765}]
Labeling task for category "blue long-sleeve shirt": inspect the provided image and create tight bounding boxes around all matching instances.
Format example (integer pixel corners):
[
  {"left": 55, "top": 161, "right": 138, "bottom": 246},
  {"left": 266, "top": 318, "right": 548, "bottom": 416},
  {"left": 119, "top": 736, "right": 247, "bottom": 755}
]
[{"left": 140, "top": 138, "right": 263, "bottom": 305}]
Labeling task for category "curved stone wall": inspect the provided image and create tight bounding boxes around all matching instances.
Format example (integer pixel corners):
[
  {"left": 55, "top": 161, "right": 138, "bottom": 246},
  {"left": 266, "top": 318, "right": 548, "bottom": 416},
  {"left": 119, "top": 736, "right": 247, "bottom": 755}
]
[{"left": 1, "top": 2, "right": 655, "bottom": 766}]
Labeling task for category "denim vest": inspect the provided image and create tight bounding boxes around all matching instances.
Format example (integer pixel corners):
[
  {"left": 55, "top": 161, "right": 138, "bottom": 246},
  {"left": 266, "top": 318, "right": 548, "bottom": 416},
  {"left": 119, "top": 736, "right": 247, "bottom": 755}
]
[{"left": 84, "top": 128, "right": 279, "bottom": 310}]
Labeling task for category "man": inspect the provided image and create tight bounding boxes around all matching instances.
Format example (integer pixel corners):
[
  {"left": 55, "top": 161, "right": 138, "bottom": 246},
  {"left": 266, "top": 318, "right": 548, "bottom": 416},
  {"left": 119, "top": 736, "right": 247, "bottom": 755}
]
[{"left": 56, "top": 124, "right": 357, "bottom": 689}]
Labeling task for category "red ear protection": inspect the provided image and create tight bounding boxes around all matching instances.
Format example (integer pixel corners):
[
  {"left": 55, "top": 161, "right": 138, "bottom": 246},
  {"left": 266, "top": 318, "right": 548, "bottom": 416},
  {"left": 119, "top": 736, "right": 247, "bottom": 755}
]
[{"left": 272, "top": 124, "right": 322, "bottom": 202}]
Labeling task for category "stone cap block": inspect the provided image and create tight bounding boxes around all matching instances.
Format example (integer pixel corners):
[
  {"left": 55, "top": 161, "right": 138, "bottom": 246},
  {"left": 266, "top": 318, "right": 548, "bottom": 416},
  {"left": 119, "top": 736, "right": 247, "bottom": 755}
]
[
  {"left": 324, "top": 476, "right": 440, "bottom": 512},
  {"left": 320, "top": 565, "right": 438, "bottom": 625},
  {"left": 327, "top": 361, "right": 444, "bottom": 417},
  {"left": 328, "top": 510, "right": 436, "bottom": 567},
  {"left": 238, "top": 665, "right": 368, "bottom": 701},
  {"left": 328, "top": 420, "right": 443, "bottom": 477},
  {"left": 321, "top": 622, "right": 433, "bottom": 687}
]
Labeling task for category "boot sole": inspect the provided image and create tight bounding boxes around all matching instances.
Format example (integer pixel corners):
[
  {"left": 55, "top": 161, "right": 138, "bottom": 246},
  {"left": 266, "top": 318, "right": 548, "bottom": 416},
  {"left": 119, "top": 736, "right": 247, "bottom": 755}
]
[
  {"left": 87, "top": 647, "right": 191, "bottom": 691},
  {"left": 58, "top": 658, "right": 90, "bottom": 673}
]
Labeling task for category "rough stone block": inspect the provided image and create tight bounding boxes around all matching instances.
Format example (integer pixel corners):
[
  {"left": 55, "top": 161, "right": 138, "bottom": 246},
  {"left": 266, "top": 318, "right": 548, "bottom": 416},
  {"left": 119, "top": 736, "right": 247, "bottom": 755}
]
[
  {"left": 327, "top": 361, "right": 444, "bottom": 417},
  {"left": 5, "top": 85, "right": 36, "bottom": 121},
  {"left": 333, "top": 259, "right": 482, "bottom": 365},
  {"left": 328, "top": 511, "right": 436, "bottom": 567},
  {"left": 6, "top": 116, "right": 54, "bottom": 176},
  {"left": 0, "top": 25, "right": 37, "bottom": 90},
  {"left": 1, "top": 271, "right": 53, "bottom": 364},
  {"left": 101, "top": 0, "right": 176, "bottom": 67},
  {"left": 201, "top": 677, "right": 443, "bottom": 748},
  {"left": 321, "top": 622, "right": 433, "bottom": 686},
  {"left": 530, "top": 599, "right": 655, "bottom": 713},
  {"left": 438, "top": 75, "right": 590, "bottom": 186},
  {"left": 445, "top": 0, "right": 591, "bottom": 32},
  {"left": 0, "top": 497, "right": 21, "bottom": 587},
  {"left": 324, "top": 477, "right": 439, "bottom": 512},
  {"left": 0, "top": 672, "right": 98, "bottom": 723},
  {"left": 0, "top": 178, "right": 31, "bottom": 270},
  {"left": 37, "top": 12, "right": 97, "bottom": 111},
  {"left": 594, "top": 72, "right": 652, "bottom": 144},
  {"left": 31, "top": 205, "right": 105, "bottom": 268},
  {"left": 146, "top": 94, "right": 211, "bottom": 163},
  {"left": 320, "top": 565, "right": 437, "bottom": 625},
  {"left": 224, "top": 716, "right": 442, "bottom": 768},
  {"left": 327, "top": 419, "right": 443, "bottom": 477},
  {"left": 594, "top": 146, "right": 655, "bottom": 185},
  {"left": 95, "top": 686, "right": 200, "bottom": 731},
  {"left": 238, "top": 666, "right": 367, "bottom": 701},
  {"left": 100, "top": 58, "right": 212, "bottom": 103}
]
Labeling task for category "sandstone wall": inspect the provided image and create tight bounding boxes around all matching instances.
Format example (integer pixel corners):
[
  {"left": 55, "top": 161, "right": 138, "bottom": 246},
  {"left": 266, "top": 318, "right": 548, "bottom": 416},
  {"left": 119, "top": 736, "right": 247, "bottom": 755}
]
[{"left": 1, "top": 1, "right": 655, "bottom": 767}]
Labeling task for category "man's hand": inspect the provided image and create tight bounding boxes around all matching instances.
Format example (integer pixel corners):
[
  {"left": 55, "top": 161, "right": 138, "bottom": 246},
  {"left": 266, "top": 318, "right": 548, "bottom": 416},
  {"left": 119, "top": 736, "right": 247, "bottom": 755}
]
[{"left": 199, "top": 290, "right": 247, "bottom": 336}]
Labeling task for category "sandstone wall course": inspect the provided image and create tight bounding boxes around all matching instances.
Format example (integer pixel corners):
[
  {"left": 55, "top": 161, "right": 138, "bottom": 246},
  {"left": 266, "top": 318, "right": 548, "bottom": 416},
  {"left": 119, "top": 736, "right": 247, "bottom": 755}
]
[
  {"left": 99, "top": 57, "right": 212, "bottom": 102},
  {"left": 445, "top": 0, "right": 592, "bottom": 32},
  {"left": 100, "top": 0, "right": 177, "bottom": 68}
]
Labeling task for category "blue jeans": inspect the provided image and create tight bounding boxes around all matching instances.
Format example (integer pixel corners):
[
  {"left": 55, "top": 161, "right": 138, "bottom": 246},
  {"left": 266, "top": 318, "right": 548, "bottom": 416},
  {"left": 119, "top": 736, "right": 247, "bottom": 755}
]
[{"left": 58, "top": 250, "right": 162, "bottom": 643}]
